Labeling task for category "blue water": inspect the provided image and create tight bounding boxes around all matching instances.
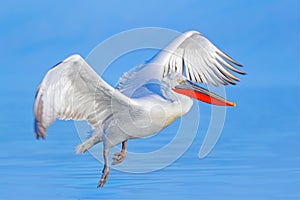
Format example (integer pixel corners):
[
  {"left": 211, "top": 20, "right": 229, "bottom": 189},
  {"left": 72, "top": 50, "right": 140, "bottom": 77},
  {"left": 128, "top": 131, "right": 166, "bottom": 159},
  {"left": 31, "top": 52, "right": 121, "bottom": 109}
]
[
  {"left": 0, "top": 0, "right": 299, "bottom": 199},
  {"left": 0, "top": 85, "right": 299, "bottom": 200}
]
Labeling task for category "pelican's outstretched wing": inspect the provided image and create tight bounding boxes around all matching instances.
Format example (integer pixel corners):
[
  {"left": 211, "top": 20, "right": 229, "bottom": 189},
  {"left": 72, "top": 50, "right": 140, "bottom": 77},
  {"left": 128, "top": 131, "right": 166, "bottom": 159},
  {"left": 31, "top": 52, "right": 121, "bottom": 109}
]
[
  {"left": 34, "top": 54, "right": 133, "bottom": 139},
  {"left": 117, "top": 30, "right": 245, "bottom": 96}
]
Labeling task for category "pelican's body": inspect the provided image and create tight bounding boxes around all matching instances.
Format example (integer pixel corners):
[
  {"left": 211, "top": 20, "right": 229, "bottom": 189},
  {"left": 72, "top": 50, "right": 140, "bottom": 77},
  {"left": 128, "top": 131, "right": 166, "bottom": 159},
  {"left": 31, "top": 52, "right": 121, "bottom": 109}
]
[
  {"left": 34, "top": 30, "right": 245, "bottom": 187},
  {"left": 82, "top": 74, "right": 193, "bottom": 149}
]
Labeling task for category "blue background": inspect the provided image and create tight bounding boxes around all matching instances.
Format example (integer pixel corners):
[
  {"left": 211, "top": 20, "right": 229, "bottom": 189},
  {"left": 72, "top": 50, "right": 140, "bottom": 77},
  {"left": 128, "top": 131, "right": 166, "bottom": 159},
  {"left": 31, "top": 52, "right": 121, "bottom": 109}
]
[{"left": 0, "top": 0, "right": 299, "bottom": 199}]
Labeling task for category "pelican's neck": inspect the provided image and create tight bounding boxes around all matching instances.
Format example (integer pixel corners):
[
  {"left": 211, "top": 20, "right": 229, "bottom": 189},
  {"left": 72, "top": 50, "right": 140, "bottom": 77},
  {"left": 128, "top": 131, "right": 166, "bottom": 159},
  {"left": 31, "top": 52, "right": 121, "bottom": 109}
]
[{"left": 160, "top": 83, "right": 193, "bottom": 117}]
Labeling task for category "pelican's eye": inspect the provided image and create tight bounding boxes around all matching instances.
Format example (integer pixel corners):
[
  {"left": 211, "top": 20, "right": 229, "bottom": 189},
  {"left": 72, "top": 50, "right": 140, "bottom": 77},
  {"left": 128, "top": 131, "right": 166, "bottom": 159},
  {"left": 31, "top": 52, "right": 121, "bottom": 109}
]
[{"left": 176, "top": 78, "right": 184, "bottom": 83}]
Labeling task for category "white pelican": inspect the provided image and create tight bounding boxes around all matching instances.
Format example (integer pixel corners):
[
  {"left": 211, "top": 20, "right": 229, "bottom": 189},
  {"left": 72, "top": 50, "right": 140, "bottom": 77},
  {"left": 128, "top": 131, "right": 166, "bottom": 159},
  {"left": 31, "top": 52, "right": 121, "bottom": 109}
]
[{"left": 34, "top": 30, "right": 245, "bottom": 187}]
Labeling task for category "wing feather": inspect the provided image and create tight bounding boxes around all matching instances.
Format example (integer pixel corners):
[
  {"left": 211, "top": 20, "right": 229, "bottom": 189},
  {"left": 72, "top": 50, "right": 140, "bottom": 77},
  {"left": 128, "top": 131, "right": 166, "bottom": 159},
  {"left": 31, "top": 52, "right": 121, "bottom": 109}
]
[
  {"left": 34, "top": 54, "right": 133, "bottom": 139},
  {"left": 116, "top": 30, "right": 245, "bottom": 96}
]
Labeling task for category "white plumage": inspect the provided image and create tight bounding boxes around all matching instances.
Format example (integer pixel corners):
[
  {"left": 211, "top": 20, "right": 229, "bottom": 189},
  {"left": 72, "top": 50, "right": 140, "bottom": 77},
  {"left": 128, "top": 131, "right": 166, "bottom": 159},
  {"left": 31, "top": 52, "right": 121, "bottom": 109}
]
[{"left": 34, "top": 30, "right": 245, "bottom": 187}]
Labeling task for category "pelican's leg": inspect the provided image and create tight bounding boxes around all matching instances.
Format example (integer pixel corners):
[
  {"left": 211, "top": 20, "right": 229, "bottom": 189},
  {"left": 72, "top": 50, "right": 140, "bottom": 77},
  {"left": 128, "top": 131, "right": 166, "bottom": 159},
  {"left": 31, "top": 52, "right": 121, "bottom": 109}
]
[
  {"left": 112, "top": 140, "right": 127, "bottom": 165},
  {"left": 76, "top": 135, "right": 101, "bottom": 154},
  {"left": 97, "top": 149, "right": 110, "bottom": 188}
]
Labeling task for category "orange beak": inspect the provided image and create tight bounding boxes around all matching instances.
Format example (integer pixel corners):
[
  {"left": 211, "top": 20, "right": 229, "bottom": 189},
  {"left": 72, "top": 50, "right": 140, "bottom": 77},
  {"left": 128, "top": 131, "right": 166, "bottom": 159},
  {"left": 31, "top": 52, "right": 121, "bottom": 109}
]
[{"left": 172, "top": 80, "right": 236, "bottom": 107}]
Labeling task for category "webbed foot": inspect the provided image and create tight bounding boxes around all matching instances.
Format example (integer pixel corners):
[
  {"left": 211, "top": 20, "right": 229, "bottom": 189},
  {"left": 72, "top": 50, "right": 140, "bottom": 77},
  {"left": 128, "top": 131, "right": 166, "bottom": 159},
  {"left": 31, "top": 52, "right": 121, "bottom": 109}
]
[
  {"left": 112, "top": 151, "right": 126, "bottom": 165},
  {"left": 97, "top": 166, "right": 110, "bottom": 188}
]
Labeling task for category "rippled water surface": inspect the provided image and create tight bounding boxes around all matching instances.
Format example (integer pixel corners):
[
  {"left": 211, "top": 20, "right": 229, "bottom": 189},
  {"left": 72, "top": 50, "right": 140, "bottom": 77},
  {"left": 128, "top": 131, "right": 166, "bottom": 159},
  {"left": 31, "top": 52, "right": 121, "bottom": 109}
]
[{"left": 0, "top": 87, "right": 299, "bottom": 200}]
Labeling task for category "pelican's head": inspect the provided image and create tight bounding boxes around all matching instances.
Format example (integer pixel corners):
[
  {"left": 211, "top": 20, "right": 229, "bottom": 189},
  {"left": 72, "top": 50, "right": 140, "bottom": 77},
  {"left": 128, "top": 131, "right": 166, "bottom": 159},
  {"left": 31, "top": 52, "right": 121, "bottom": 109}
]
[{"left": 163, "top": 73, "right": 235, "bottom": 106}]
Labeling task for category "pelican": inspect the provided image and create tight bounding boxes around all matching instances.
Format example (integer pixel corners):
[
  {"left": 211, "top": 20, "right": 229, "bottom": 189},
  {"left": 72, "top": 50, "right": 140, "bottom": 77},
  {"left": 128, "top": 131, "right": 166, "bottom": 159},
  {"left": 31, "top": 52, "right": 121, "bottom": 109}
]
[{"left": 34, "top": 30, "right": 245, "bottom": 187}]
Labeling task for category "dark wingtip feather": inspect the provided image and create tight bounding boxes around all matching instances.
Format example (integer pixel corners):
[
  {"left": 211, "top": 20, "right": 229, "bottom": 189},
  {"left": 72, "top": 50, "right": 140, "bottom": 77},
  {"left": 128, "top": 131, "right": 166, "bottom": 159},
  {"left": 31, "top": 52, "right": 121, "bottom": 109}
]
[
  {"left": 216, "top": 50, "right": 243, "bottom": 67},
  {"left": 232, "top": 60, "right": 243, "bottom": 67},
  {"left": 34, "top": 119, "right": 47, "bottom": 140},
  {"left": 238, "top": 70, "right": 247, "bottom": 75}
]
